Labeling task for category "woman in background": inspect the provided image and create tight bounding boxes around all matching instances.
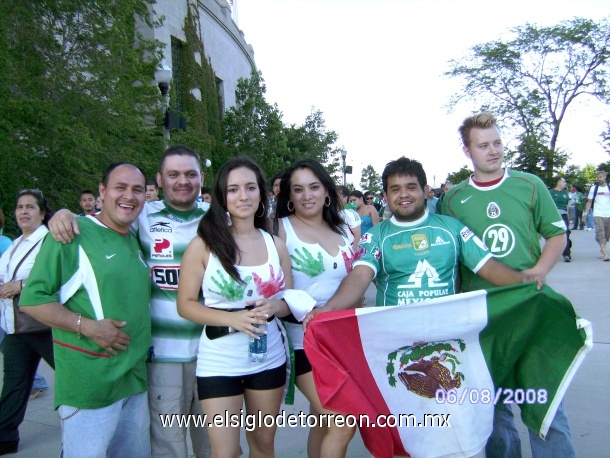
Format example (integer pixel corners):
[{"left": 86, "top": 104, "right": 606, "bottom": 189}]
[
  {"left": 349, "top": 190, "right": 379, "bottom": 235},
  {"left": 0, "top": 190, "right": 54, "bottom": 455}
]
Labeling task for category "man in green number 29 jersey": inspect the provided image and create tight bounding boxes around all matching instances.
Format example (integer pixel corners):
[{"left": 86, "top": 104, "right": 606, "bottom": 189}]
[{"left": 441, "top": 112, "right": 572, "bottom": 458}]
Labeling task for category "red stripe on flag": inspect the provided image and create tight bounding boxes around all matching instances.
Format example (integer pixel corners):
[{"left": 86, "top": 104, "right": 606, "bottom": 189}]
[{"left": 304, "top": 309, "right": 409, "bottom": 458}]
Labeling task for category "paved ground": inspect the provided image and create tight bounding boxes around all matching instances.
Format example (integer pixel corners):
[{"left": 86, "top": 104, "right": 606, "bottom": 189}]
[{"left": 3, "top": 229, "right": 608, "bottom": 457}]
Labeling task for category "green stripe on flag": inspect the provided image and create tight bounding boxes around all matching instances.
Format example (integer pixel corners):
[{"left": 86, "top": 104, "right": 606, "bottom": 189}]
[{"left": 480, "top": 283, "right": 592, "bottom": 438}]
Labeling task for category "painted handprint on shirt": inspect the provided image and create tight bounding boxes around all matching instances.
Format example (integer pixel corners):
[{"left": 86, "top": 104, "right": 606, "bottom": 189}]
[
  {"left": 291, "top": 247, "right": 325, "bottom": 277},
  {"left": 210, "top": 270, "right": 253, "bottom": 302},
  {"left": 253, "top": 264, "right": 285, "bottom": 298},
  {"left": 341, "top": 247, "right": 363, "bottom": 273}
]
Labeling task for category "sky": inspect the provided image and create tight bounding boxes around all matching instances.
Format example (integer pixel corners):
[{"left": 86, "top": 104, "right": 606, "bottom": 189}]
[{"left": 235, "top": 0, "right": 609, "bottom": 188}]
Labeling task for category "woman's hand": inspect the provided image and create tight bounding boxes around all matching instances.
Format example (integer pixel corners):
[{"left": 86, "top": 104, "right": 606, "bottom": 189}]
[
  {"left": 0, "top": 280, "right": 22, "bottom": 299},
  {"left": 228, "top": 306, "right": 270, "bottom": 339}
]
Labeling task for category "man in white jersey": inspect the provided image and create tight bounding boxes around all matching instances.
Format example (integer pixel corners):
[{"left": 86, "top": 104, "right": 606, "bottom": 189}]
[
  {"left": 582, "top": 170, "right": 610, "bottom": 261},
  {"left": 21, "top": 163, "right": 151, "bottom": 457},
  {"left": 303, "top": 157, "right": 542, "bottom": 320},
  {"left": 49, "top": 146, "right": 211, "bottom": 457},
  {"left": 441, "top": 112, "right": 571, "bottom": 458}
]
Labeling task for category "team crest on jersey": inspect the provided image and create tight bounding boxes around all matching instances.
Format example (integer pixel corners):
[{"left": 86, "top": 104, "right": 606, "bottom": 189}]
[
  {"left": 486, "top": 202, "right": 501, "bottom": 219},
  {"left": 151, "top": 237, "right": 174, "bottom": 259},
  {"left": 411, "top": 234, "right": 429, "bottom": 251},
  {"left": 150, "top": 222, "right": 173, "bottom": 233},
  {"left": 166, "top": 214, "right": 184, "bottom": 223}
]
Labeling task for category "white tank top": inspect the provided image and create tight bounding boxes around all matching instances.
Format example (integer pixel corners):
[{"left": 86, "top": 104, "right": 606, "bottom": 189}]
[
  {"left": 197, "top": 230, "right": 286, "bottom": 377},
  {"left": 281, "top": 217, "right": 357, "bottom": 349}
]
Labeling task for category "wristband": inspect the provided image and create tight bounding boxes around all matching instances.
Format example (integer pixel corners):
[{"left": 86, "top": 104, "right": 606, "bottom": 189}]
[{"left": 76, "top": 314, "right": 82, "bottom": 339}]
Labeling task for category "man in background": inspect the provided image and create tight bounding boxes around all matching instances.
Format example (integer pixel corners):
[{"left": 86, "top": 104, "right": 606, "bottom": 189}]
[{"left": 78, "top": 190, "right": 96, "bottom": 216}]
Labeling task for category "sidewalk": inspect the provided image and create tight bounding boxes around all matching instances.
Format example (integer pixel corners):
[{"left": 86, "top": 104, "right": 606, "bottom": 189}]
[{"left": 4, "top": 229, "right": 608, "bottom": 457}]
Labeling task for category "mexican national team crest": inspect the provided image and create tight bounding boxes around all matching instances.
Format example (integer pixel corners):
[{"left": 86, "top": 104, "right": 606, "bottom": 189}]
[
  {"left": 486, "top": 202, "right": 501, "bottom": 218},
  {"left": 387, "top": 339, "right": 466, "bottom": 398},
  {"left": 411, "top": 234, "right": 429, "bottom": 250}
]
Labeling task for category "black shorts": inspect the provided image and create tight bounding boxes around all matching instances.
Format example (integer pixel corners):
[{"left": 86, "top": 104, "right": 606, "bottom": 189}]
[
  {"left": 294, "top": 349, "right": 312, "bottom": 377},
  {"left": 197, "top": 363, "right": 286, "bottom": 400}
]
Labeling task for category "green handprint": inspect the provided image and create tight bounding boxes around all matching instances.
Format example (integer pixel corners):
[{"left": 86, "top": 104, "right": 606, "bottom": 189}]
[
  {"left": 290, "top": 247, "right": 325, "bottom": 277},
  {"left": 209, "top": 270, "right": 253, "bottom": 302}
]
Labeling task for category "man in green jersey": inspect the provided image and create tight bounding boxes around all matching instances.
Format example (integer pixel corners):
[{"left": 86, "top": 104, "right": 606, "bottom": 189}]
[
  {"left": 548, "top": 176, "right": 572, "bottom": 262},
  {"left": 441, "top": 112, "right": 572, "bottom": 458},
  {"left": 302, "top": 157, "right": 542, "bottom": 322},
  {"left": 49, "top": 146, "right": 211, "bottom": 458},
  {"left": 20, "top": 163, "right": 151, "bottom": 457}
]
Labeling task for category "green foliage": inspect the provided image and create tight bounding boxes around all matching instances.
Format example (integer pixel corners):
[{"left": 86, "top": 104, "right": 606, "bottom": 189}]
[
  {"left": 169, "top": 4, "right": 223, "bottom": 186},
  {"left": 445, "top": 166, "right": 473, "bottom": 186},
  {"left": 359, "top": 165, "right": 382, "bottom": 193},
  {"left": 446, "top": 17, "right": 610, "bottom": 180},
  {"left": 223, "top": 71, "right": 342, "bottom": 181},
  {"left": 0, "top": 0, "right": 164, "bottom": 230}
]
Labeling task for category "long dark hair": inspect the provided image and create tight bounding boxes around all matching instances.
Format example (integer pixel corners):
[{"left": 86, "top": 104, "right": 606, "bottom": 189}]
[
  {"left": 276, "top": 159, "right": 345, "bottom": 236},
  {"left": 198, "top": 156, "right": 269, "bottom": 282}
]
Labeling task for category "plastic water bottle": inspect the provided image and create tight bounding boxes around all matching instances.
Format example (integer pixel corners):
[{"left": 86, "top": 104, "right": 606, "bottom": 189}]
[{"left": 248, "top": 322, "right": 268, "bottom": 362}]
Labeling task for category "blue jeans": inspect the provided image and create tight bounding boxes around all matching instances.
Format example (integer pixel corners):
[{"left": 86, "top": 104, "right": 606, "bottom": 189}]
[
  {"left": 59, "top": 391, "right": 150, "bottom": 458},
  {"left": 32, "top": 373, "right": 48, "bottom": 391},
  {"left": 586, "top": 210, "right": 594, "bottom": 230},
  {"left": 485, "top": 400, "right": 574, "bottom": 458}
]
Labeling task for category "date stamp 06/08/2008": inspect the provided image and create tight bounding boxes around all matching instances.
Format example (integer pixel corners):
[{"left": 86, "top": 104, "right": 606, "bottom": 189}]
[{"left": 435, "top": 388, "right": 549, "bottom": 406}]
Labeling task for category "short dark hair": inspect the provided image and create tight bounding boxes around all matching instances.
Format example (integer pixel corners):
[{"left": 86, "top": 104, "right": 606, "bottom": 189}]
[
  {"left": 80, "top": 190, "right": 95, "bottom": 198},
  {"left": 201, "top": 186, "right": 212, "bottom": 195},
  {"left": 101, "top": 162, "right": 146, "bottom": 187},
  {"left": 381, "top": 157, "right": 427, "bottom": 192},
  {"left": 349, "top": 190, "right": 364, "bottom": 199},
  {"left": 146, "top": 178, "right": 158, "bottom": 189},
  {"left": 159, "top": 144, "right": 202, "bottom": 175}
]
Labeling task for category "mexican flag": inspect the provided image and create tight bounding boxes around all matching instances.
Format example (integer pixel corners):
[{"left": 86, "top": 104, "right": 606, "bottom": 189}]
[{"left": 303, "top": 283, "right": 592, "bottom": 458}]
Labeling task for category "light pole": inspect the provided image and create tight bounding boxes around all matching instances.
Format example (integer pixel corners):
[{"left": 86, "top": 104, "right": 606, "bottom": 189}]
[
  {"left": 341, "top": 149, "right": 348, "bottom": 186},
  {"left": 154, "top": 60, "right": 172, "bottom": 148}
]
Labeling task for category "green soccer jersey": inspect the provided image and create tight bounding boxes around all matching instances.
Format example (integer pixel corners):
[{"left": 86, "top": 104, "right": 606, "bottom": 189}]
[
  {"left": 353, "top": 212, "right": 492, "bottom": 306},
  {"left": 441, "top": 169, "right": 565, "bottom": 292},
  {"left": 548, "top": 188, "right": 569, "bottom": 213},
  {"left": 20, "top": 216, "right": 151, "bottom": 410}
]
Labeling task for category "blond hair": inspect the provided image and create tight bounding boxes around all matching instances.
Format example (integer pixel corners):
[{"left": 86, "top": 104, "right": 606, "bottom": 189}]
[{"left": 459, "top": 112, "right": 498, "bottom": 147}]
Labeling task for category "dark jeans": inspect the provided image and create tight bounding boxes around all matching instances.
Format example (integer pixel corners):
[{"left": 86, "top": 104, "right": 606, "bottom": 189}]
[
  {"left": 572, "top": 209, "right": 583, "bottom": 230},
  {"left": 561, "top": 214, "right": 572, "bottom": 257},
  {"left": 0, "top": 330, "right": 54, "bottom": 442}
]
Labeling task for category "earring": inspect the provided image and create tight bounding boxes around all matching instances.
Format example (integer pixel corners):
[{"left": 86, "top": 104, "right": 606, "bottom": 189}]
[
  {"left": 256, "top": 203, "right": 266, "bottom": 218},
  {"left": 325, "top": 196, "right": 331, "bottom": 207},
  {"left": 226, "top": 211, "right": 232, "bottom": 227},
  {"left": 287, "top": 201, "right": 294, "bottom": 212}
]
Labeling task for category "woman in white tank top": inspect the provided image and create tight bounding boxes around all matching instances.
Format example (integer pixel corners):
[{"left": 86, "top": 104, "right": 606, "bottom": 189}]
[
  {"left": 178, "top": 157, "right": 294, "bottom": 457},
  {"left": 275, "top": 159, "right": 362, "bottom": 458}
]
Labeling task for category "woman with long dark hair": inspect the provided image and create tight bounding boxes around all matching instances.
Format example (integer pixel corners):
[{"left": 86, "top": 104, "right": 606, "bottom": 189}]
[
  {"left": 275, "top": 159, "right": 361, "bottom": 458},
  {"left": 178, "top": 157, "right": 293, "bottom": 457}
]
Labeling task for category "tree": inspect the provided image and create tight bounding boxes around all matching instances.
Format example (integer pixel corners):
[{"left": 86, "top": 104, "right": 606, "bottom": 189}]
[
  {"left": 0, "top": 0, "right": 164, "bottom": 226},
  {"left": 360, "top": 165, "right": 382, "bottom": 194},
  {"left": 446, "top": 166, "right": 473, "bottom": 185},
  {"left": 223, "top": 70, "right": 290, "bottom": 179},
  {"left": 169, "top": 4, "right": 224, "bottom": 186},
  {"left": 285, "top": 108, "right": 343, "bottom": 179},
  {"left": 446, "top": 17, "right": 610, "bottom": 184}
]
